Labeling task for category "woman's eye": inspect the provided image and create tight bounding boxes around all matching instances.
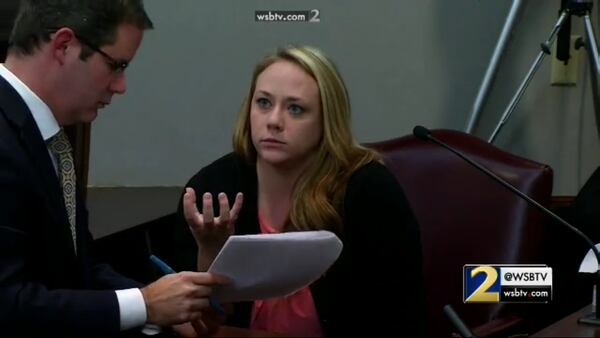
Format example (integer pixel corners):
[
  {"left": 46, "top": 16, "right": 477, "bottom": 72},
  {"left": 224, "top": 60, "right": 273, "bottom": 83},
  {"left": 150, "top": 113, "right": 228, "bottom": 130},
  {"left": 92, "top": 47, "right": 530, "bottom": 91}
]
[
  {"left": 289, "top": 104, "right": 305, "bottom": 115},
  {"left": 256, "top": 97, "right": 271, "bottom": 109}
]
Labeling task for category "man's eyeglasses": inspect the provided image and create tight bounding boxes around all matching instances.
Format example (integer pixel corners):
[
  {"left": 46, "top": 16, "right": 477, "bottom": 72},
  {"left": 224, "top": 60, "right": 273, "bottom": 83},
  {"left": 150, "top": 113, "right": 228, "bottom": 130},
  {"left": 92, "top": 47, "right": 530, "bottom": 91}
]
[{"left": 74, "top": 33, "right": 128, "bottom": 74}]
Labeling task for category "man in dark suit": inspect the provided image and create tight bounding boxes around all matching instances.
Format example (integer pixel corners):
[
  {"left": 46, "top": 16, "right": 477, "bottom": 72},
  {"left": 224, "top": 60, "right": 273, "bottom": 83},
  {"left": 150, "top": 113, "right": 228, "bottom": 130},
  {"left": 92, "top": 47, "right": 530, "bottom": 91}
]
[{"left": 0, "top": 1, "right": 224, "bottom": 336}]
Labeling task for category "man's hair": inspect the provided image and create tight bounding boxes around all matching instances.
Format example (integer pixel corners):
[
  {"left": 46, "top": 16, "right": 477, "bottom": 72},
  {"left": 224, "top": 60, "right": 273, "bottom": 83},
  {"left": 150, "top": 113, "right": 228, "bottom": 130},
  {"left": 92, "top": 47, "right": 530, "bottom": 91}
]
[{"left": 8, "top": 0, "right": 153, "bottom": 57}]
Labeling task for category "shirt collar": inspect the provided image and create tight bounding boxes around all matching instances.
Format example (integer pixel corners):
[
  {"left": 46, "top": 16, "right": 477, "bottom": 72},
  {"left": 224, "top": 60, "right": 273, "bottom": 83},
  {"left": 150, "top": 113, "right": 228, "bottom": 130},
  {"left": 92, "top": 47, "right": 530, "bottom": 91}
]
[{"left": 0, "top": 64, "right": 60, "bottom": 141}]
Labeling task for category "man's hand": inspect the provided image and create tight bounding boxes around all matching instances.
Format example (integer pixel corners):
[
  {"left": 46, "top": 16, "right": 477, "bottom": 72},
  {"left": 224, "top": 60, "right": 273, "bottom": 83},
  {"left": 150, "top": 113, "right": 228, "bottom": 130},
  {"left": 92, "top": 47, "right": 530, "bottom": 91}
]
[
  {"left": 172, "top": 322, "right": 200, "bottom": 338},
  {"left": 140, "top": 272, "right": 226, "bottom": 326},
  {"left": 171, "top": 308, "right": 226, "bottom": 337}
]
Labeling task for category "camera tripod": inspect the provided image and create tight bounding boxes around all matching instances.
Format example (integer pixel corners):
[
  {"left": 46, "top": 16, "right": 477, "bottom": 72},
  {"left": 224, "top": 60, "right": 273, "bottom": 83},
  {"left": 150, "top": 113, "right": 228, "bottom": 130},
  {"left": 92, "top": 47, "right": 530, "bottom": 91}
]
[{"left": 465, "top": 0, "right": 600, "bottom": 144}]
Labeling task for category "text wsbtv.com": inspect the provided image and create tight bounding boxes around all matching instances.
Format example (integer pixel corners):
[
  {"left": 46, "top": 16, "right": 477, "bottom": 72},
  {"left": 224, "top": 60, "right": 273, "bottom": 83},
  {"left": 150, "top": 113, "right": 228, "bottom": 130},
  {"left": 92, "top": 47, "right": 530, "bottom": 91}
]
[
  {"left": 501, "top": 286, "right": 551, "bottom": 302},
  {"left": 255, "top": 10, "right": 320, "bottom": 23}
]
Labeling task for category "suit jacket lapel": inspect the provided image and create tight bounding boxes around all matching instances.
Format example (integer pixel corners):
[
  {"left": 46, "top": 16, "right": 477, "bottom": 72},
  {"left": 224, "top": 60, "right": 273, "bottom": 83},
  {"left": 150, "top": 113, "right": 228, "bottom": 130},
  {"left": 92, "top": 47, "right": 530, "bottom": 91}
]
[{"left": 0, "top": 76, "right": 76, "bottom": 254}]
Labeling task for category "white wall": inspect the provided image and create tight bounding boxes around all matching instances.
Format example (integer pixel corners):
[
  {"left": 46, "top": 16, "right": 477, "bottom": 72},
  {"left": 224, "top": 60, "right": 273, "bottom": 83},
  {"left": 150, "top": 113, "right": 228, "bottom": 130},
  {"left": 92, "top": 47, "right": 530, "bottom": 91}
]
[{"left": 89, "top": 0, "right": 600, "bottom": 196}]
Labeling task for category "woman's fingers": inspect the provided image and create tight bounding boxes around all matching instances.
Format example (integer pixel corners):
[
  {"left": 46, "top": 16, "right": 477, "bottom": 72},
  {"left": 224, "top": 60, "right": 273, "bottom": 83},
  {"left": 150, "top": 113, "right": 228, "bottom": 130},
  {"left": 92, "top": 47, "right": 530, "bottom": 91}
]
[
  {"left": 229, "top": 193, "right": 244, "bottom": 225},
  {"left": 218, "top": 193, "right": 231, "bottom": 223},
  {"left": 183, "top": 188, "right": 204, "bottom": 230},
  {"left": 202, "top": 193, "right": 214, "bottom": 227}
]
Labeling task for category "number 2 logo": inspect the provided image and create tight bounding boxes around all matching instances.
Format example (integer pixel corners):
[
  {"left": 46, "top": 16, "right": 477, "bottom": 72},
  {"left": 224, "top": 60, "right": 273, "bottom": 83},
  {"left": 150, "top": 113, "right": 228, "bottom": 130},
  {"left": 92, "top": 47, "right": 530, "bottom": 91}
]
[
  {"left": 309, "top": 9, "right": 320, "bottom": 23},
  {"left": 465, "top": 266, "right": 500, "bottom": 303}
]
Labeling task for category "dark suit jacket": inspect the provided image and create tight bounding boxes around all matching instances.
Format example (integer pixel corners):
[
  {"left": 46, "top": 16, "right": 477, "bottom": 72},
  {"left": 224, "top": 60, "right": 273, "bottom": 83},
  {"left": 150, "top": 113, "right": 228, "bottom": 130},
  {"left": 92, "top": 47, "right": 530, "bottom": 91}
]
[
  {"left": 0, "top": 76, "right": 141, "bottom": 337},
  {"left": 170, "top": 153, "right": 427, "bottom": 337}
]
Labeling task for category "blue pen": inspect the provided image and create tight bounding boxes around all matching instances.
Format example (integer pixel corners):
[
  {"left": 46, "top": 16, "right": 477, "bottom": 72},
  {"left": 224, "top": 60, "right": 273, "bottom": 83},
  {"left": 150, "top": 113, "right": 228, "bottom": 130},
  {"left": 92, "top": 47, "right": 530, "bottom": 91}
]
[
  {"left": 149, "top": 254, "right": 225, "bottom": 316},
  {"left": 149, "top": 254, "right": 176, "bottom": 274}
]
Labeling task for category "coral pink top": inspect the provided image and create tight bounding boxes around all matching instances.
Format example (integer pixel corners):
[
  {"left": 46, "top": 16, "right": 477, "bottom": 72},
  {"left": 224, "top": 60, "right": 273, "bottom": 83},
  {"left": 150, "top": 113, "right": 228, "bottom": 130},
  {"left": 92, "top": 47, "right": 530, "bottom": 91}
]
[{"left": 249, "top": 214, "right": 324, "bottom": 337}]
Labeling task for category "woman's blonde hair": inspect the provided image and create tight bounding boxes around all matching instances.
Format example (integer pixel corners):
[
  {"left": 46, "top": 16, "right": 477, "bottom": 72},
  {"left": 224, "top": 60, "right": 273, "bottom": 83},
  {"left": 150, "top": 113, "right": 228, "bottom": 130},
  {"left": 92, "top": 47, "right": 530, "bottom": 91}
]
[{"left": 233, "top": 46, "right": 380, "bottom": 233}]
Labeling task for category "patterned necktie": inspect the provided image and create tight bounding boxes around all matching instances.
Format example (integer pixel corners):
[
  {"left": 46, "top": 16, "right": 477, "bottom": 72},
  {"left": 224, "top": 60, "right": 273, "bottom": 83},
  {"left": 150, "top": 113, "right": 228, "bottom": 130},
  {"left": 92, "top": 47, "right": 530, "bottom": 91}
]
[{"left": 48, "top": 130, "right": 77, "bottom": 254}]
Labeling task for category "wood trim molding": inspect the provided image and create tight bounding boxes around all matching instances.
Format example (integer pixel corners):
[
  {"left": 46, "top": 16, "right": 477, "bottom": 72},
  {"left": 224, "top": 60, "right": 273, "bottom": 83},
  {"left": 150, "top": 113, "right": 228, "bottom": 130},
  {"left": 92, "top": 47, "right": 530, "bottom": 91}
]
[{"left": 550, "top": 196, "right": 575, "bottom": 211}]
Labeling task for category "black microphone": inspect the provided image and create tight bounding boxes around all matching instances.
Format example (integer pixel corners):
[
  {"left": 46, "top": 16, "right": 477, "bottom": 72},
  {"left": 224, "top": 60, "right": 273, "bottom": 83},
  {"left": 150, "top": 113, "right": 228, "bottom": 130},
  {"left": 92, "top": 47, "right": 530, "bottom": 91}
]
[
  {"left": 443, "top": 304, "right": 477, "bottom": 338},
  {"left": 413, "top": 125, "right": 600, "bottom": 325}
]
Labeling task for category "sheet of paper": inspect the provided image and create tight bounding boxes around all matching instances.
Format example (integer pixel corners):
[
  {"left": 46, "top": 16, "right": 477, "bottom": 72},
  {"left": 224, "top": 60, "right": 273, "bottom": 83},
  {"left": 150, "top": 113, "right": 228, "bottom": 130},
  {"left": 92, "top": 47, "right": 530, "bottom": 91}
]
[
  {"left": 578, "top": 243, "right": 600, "bottom": 273},
  {"left": 207, "top": 230, "right": 342, "bottom": 302}
]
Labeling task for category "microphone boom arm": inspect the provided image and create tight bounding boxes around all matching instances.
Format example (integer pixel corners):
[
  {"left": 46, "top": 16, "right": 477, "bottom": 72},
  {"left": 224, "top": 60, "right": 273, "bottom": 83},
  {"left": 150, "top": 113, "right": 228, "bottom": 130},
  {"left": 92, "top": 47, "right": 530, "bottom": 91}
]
[
  {"left": 430, "top": 135, "right": 600, "bottom": 265},
  {"left": 413, "top": 125, "right": 600, "bottom": 325}
]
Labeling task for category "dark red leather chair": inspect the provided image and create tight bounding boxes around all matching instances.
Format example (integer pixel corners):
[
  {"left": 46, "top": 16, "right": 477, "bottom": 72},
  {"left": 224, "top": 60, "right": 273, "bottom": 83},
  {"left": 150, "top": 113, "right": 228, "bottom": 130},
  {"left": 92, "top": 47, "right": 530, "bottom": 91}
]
[{"left": 366, "top": 129, "right": 553, "bottom": 337}]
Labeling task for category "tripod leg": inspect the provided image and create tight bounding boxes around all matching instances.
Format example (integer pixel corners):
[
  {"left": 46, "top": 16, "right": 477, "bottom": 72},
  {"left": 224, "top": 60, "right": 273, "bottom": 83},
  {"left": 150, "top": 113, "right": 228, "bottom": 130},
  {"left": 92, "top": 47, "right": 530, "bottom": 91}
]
[
  {"left": 582, "top": 15, "right": 600, "bottom": 138},
  {"left": 465, "top": 0, "right": 524, "bottom": 134},
  {"left": 488, "top": 11, "right": 570, "bottom": 143}
]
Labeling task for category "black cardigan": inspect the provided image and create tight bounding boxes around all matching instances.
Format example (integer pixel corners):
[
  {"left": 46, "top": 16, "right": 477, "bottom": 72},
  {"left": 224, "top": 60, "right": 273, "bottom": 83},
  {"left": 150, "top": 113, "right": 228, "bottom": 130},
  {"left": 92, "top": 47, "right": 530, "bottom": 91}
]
[{"left": 170, "top": 153, "right": 426, "bottom": 336}]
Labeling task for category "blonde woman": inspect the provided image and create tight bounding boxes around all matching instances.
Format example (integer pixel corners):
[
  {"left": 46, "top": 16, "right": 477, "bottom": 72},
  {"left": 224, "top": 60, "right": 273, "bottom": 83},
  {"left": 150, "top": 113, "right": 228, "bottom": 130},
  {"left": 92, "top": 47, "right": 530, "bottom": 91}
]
[{"left": 172, "top": 46, "right": 426, "bottom": 337}]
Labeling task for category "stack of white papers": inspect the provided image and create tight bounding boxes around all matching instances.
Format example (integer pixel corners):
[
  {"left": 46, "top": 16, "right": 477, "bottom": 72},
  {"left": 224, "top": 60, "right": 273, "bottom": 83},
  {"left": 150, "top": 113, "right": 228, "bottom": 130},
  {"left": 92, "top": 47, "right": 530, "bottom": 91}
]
[{"left": 207, "top": 230, "right": 343, "bottom": 302}]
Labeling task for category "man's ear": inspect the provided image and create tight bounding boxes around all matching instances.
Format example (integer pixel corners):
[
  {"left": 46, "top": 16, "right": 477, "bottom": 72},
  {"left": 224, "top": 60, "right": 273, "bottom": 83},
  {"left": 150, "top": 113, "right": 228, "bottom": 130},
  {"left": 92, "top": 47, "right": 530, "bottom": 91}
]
[{"left": 50, "top": 27, "right": 77, "bottom": 64}]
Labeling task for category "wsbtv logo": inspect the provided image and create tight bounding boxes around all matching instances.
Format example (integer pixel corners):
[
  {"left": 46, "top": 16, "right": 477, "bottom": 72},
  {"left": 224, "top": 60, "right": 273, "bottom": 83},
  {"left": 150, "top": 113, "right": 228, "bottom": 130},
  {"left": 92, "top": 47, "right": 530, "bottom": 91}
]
[{"left": 463, "top": 265, "right": 552, "bottom": 303}]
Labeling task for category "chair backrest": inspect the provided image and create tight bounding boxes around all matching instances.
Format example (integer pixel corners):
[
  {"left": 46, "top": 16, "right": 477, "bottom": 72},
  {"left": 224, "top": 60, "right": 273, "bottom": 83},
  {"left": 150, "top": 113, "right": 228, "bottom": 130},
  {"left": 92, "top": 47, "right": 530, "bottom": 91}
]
[{"left": 366, "top": 129, "right": 553, "bottom": 337}]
